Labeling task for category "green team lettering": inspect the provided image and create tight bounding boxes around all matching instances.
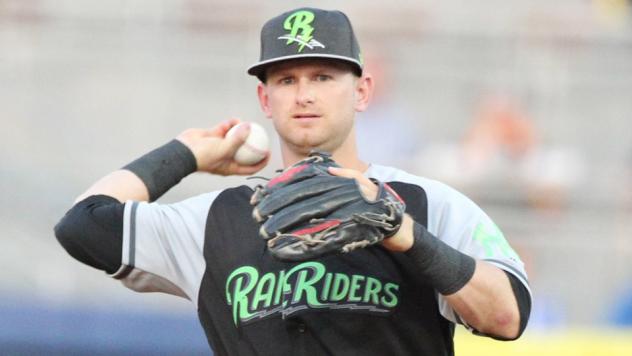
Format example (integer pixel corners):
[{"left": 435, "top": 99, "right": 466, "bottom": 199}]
[
  {"left": 381, "top": 283, "right": 399, "bottom": 308},
  {"left": 283, "top": 10, "right": 315, "bottom": 52},
  {"left": 225, "top": 266, "right": 258, "bottom": 325},
  {"left": 348, "top": 275, "right": 365, "bottom": 302},
  {"left": 330, "top": 273, "right": 350, "bottom": 302},
  {"left": 252, "top": 272, "right": 275, "bottom": 309},
  {"left": 225, "top": 262, "right": 401, "bottom": 325},
  {"left": 288, "top": 263, "right": 325, "bottom": 306},
  {"left": 363, "top": 277, "right": 382, "bottom": 304},
  {"left": 321, "top": 272, "right": 333, "bottom": 300},
  {"left": 273, "top": 269, "right": 286, "bottom": 305}
]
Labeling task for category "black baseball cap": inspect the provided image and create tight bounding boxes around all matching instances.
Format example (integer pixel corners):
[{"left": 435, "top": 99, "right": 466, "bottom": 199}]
[{"left": 247, "top": 7, "right": 363, "bottom": 81}]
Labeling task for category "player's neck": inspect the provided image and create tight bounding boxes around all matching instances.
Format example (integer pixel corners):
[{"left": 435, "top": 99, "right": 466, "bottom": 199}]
[
  {"left": 330, "top": 143, "right": 369, "bottom": 172},
  {"left": 281, "top": 140, "right": 368, "bottom": 172}
]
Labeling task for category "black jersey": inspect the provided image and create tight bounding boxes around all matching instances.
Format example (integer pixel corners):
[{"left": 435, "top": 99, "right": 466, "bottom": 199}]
[{"left": 109, "top": 164, "right": 530, "bottom": 356}]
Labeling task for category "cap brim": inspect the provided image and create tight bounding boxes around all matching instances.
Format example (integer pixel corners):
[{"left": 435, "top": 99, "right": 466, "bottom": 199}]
[{"left": 247, "top": 54, "right": 363, "bottom": 78}]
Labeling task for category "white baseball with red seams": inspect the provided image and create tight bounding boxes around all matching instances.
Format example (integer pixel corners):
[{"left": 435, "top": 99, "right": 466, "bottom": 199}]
[{"left": 226, "top": 122, "right": 270, "bottom": 165}]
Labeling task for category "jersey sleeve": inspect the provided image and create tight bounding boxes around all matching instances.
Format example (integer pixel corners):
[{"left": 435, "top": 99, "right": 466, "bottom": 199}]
[
  {"left": 425, "top": 182, "right": 531, "bottom": 329},
  {"left": 109, "top": 191, "right": 220, "bottom": 305}
]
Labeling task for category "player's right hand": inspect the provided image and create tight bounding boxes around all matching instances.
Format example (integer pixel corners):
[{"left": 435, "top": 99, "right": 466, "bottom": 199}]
[{"left": 176, "top": 119, "right": 270, "bottom": 176}]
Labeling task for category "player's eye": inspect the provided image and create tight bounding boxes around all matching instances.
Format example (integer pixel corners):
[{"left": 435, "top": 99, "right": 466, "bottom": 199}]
[
  {"left": 279, "top": 77, "right": 295, "bottom": 85},
  {"left": 315, "top": 74, "right": 331, "bottom": 82}
]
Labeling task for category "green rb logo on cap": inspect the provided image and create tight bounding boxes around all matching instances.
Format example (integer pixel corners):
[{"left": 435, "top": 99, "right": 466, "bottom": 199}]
[
  {"left": 279, "top": 10, "right": 325, "bottom": 53},
  {"left": 246, "top": 7, "right": 363, "bottom": 80}
]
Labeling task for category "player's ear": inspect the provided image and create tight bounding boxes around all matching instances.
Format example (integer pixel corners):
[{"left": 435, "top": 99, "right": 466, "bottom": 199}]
[
  {"left": 257, "top": 82, "right": 273, "bottom": 118},
  {"left": 353, "top": 73, "right": 373, "bottom": 113}
]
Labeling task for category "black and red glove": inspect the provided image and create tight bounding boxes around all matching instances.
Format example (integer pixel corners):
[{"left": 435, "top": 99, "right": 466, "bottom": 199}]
[{"left": 251, "top": 151, "right": 406, "bottom": 261}]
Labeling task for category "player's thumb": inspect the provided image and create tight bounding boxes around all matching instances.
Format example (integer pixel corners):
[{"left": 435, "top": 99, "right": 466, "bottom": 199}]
[{"left": 223, "top": 123, "right": 250, "bottom": 156}]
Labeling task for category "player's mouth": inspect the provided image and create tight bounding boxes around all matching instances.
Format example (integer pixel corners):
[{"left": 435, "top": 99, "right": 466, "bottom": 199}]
[{"left": 292, "top": 113, "right": 321, "bottom": 120}]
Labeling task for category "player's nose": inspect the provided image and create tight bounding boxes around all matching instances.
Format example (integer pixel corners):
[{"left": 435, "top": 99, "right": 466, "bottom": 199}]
[{"left": 294, "top": 79, "right": 315, "bottom": 106}]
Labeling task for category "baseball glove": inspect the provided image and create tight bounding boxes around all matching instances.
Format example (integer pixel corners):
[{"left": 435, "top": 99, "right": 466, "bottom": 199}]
[{"left": 250, "top": 151, "right": 406, "bottom": 261}]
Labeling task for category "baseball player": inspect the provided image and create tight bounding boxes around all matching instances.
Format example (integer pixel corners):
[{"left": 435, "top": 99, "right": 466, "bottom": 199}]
[{"left": 55, "top": 7, "right": 531, "bottom": 355}]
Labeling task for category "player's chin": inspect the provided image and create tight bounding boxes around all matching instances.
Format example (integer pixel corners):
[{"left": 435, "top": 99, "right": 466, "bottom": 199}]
[
  {"left": 286, "top": 135, "right": 326, "bottom": 153},
  {"left": 299, "top": 142, "right": 337, "bottom": 157}
]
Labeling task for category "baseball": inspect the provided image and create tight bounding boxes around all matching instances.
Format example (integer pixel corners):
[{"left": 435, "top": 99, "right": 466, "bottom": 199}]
[{"left": 226, "top": 122, "right": 270, "bottom": 165}]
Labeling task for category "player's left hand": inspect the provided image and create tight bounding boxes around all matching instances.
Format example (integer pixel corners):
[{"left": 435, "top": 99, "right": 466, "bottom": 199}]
[
  {"left": 328, "top": 166, "right": 414, "bottom": 252},
  {"left": 327, "top": 166, "right": 378, "bottom": 201}
]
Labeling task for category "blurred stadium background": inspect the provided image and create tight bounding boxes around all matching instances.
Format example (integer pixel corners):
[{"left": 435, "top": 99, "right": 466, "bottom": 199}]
[{"left": 1, "top": 0, "right": 631, "bottom": 354}]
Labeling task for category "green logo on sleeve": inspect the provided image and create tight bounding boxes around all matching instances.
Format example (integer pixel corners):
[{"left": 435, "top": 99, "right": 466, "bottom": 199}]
[
  {"left": 278, "top": 10, "right": 325, "bottom": 52},
  {"left": 473, "top": 222, "right": 519, "bottom": 261}
]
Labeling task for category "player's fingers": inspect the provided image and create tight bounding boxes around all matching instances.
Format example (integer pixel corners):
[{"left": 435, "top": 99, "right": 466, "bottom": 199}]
[
  {"left": 328, "top": 166, "right": 368, "bottom": 183},
  {"left": 221, "top": 122, "right": 250, "bottom": 153},
  {"left": 207, "top": 118, "right": 242, "bottom": 137},
  {"left": 204, "top": 122, "right": 249, "bottom": 159},
  {"left": 328, "top": 166, "right": 378, "bottom": 200},
  {"left": 231, "top": 152, "right": 270, "bottom": 175}
]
